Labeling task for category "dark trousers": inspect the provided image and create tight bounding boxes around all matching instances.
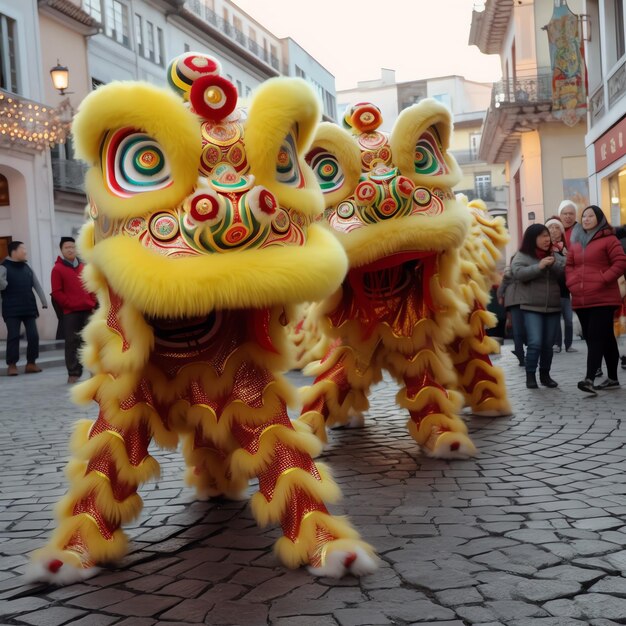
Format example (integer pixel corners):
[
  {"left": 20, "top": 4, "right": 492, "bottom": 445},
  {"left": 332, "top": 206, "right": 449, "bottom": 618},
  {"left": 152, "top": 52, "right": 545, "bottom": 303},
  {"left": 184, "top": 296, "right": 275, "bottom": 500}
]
[
  {"left": 509, "top": 305, "right": 527, "bottom": 357},
  {"left": 576, "top": 306, "right": 619, "bottom": 380},
  {"left": 522, "top": 310, "right": 561, "bottom": 374},
  {"left": 63, "top": 311, "right": 91, "bottom": 377},
  {"left": 4, "top": 316, "right": 39, "bottom": 365}
]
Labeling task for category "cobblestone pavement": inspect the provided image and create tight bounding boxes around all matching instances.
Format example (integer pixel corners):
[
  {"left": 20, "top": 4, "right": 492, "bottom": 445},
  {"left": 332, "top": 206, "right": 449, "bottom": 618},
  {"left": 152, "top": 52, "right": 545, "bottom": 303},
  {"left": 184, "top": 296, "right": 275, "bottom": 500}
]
[{"left": 2, "top": 340, "right": 626, "bottom": 625}]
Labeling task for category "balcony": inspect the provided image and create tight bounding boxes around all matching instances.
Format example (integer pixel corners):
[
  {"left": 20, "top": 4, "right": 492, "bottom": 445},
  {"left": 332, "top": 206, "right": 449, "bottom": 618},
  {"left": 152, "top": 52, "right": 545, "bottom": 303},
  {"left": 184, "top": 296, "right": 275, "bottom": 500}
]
[
  {"left": 0, "top": 90, "right": 71, "bottom": 152},
  {"left": 480, "top": 69, "right": 558, "bottom": 163},
  {"left": 492, "top": 70, "right": 552, "bottom": 108},
  {"left": 450, "top": 149, "right": 482, "bottom": 165},
  {"left": 52, "top": 158, "right": 88, "bottom": 194},
  {"left": 183, "top": 1, "right": 280, "bottom": 76}
]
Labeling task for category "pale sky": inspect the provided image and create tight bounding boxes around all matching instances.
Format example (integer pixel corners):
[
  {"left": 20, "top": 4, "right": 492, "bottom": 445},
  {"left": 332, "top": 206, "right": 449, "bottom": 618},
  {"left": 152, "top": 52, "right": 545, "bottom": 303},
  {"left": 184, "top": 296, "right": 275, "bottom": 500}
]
[{"left": 231, "top": 0, "right": 502, "bottom": 90}]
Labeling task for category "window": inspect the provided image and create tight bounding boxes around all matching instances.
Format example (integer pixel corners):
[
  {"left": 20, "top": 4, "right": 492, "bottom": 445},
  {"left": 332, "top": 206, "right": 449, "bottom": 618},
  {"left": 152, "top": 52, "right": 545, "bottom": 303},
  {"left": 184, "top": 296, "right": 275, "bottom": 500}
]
[
  {"left": 295, "top": 65, "right": 305, "bottom": 78},
  {"left": 615, "top": 0, "right": 625, "bottom": 61},
  {"left": 184, "top": 42, "right": 190, "bottom": 52},
  {"left": 104, "top": 0, "right": 130, "bottom": 47},
  {"left": 91, "top": 77, "right": 105, "bottom": 90},
  {"left": 0, "top": 174, "right": 9, "bottom": 206},
  {"left": 83, "top": 0, "right": 102, "bottom": 22},
  {"left": 135, "top": 13, "right": 143, "bottom": 57},
  {"left": 236, "top": 80, "right": 242, "bottom": 96},
  {"left": 470, "top": 133, "right": 482, "bottom": 159},
  {"left": 245, "top": 85, "right": 251, "bottom": 97},
  {"left": 475, "top": 173, "right": 492, "bottom": 200},
  {"left": 156, "top": 27, "right": 164, "bottom": 66},
  {"left": 0, "top": 13, "right": 18, "bottom": 93},
  {"left": 146, "top": 20, "right": 155, "bottom": 61}
]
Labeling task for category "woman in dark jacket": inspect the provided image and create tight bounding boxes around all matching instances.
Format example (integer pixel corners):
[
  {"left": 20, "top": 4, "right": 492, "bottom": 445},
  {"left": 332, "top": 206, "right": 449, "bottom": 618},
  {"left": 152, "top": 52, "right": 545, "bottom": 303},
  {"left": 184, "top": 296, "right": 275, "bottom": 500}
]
[
  {"left": 566, "top": 205, "right": 626, "bottom": 395},
  {"left": 511, "top": 224, "right": 565, "bottom": 389}
]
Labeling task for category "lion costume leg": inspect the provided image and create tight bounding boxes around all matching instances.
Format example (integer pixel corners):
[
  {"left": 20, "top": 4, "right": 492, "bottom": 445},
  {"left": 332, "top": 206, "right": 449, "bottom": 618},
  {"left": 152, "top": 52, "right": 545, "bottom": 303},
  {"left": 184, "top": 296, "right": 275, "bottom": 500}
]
[
  {"left": 449, "top": 305, "right": 512, "bottom": 417},
  {"left": 399, "top": 370, "right": 477, "bottom": 459},
  {"left": 29, "top": 408, "right": 160, "bottom": 584},
  {"left": 229, "top": 364, "right": 377, "bottom": 577},
  {"left": 299, "top": 341, "right": 373, "bottom": 442}
]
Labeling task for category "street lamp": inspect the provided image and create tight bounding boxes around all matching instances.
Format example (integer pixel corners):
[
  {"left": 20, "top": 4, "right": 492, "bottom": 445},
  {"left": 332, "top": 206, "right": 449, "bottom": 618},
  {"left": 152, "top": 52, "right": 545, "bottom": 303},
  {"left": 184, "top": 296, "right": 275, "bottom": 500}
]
[{"left": 50, "top": 60, "right": 69, "bottom": 96}]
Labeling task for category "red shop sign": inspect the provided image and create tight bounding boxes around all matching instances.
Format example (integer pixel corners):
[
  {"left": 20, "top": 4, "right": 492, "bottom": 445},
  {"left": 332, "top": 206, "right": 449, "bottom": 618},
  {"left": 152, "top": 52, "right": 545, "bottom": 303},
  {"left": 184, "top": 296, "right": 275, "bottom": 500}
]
[{"left": 594, "top": 115, "right": 626, "bottom": 172}]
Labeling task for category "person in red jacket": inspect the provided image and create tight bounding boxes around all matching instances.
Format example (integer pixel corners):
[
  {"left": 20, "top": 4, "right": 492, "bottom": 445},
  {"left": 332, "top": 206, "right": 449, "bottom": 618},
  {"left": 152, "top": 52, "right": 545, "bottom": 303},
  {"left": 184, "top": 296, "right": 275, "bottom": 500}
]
[
  {"left": 566, "top": 206, "right": 626, "bottom": 395},
  {"left": 50, "top": 237, "right": 97, "bottom": 383}
]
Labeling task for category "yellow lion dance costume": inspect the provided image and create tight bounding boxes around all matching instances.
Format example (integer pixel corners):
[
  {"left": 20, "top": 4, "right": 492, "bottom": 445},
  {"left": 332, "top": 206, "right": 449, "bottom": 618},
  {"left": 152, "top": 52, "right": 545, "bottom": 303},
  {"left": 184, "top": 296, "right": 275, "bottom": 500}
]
[
  {"left": 29, "top": 53, "right": 378, "bottom": 584},
  {"left": 297, "top": 102, "right": 511, "bottom": 458}
]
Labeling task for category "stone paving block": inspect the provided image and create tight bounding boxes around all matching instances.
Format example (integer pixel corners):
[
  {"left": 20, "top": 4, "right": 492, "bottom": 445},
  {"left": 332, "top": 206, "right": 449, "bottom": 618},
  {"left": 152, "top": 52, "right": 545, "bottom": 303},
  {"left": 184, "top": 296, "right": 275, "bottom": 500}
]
[
  {"left": 573, "top": 593, "right": 626, "bottom": 619},
  {"left": 434, "top": 586, "right": 483, "bottom": 606},
  {"left": 512, "top": 579, "right": 582, "bottom": 602},
  {"left": 536, "top": 565, "right": 605, "bottom": 583},
  {"left": 455, "top": 604, "right": 498, "bottom": 623},
  {"left": 158, "top": 598, "right": 214, "bottom": 622},
  {"left": 588, "top": 575, "right": 626, "bottom": 596},
  {"left": 542, "top": 598, "right": 585, "bottom": 618},
  {"left": 0, "top": 597, "right": 50, "bottom": 617},
  {"left": 67, "top": 588, "right": 136, "bottom": 610},
  {"left": 13, "top": 607, "right": 87, "bottom": 625},
  {"left": 103, "top": 593, "right": 181, "bottom": 617},
  {"left": 504, "top": 529, "right": 559, "bottom": 544},
  {"left": 202, "top": 600, "right": 268, "bottom": 625},
  {"left": 61, "top": 614, "right": 118, "bottom": 626},
  {"left": 393, "top": 563, "right": 478, "bottom": 590},
  {"left": 508, "top": 617, "right": 586, "bottom": 626},
  {"left": 273, "top": 617, "right": 338, "bottom": 626},
  {"left": 487, "top": 599, "right": 548, "bottom": 620}
]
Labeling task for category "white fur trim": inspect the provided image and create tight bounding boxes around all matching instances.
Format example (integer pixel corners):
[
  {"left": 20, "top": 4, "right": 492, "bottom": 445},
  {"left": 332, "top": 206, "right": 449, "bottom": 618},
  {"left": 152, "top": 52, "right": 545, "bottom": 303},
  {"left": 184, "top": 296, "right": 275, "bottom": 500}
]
[
  {"left": 307, "top": 545, "right": 379, "bottom": 578},
  {"left": 26, "top": 556, "right": 100, "bottom": 585}
]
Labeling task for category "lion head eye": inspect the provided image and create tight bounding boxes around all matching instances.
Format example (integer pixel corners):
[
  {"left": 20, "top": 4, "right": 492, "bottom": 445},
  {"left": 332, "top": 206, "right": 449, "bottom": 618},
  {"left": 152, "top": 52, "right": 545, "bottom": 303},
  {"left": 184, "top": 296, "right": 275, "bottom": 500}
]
[{"left": 101, "top": 128, "right": 173, "bottom": 197}]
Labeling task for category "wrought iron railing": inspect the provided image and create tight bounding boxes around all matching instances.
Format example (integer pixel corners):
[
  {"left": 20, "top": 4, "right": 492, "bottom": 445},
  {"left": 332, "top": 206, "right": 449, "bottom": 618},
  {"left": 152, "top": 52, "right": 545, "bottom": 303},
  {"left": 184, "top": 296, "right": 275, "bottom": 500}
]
[
  {"left": 492, "top": 69, "right": 553, "bottom": 107},
  {"left": 450, "top": 149, "right": 482, "bottom": 165},
  {"left": 52, "top": 158, "right": 88, "bottom": 194},
  {"left": 184, "top": 0, "right": 279, "bottom": 71}
]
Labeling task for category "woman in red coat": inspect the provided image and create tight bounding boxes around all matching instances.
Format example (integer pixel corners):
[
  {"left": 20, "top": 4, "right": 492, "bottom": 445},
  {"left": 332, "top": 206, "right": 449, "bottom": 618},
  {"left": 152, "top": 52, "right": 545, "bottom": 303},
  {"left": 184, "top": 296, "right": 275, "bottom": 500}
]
[{"left": 566, "top": 205, "right": 626, "bottom": 395}]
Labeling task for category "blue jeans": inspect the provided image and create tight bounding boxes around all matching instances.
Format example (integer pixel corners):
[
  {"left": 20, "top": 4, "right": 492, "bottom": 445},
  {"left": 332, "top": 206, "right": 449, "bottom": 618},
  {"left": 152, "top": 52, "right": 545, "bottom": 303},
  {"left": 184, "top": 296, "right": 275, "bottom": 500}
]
[
  {"left": 554, "top": 296, "right": 573, "bottom": 349},
  {"left": 522, "top": 310, "right": 561, "bottom": 374}
]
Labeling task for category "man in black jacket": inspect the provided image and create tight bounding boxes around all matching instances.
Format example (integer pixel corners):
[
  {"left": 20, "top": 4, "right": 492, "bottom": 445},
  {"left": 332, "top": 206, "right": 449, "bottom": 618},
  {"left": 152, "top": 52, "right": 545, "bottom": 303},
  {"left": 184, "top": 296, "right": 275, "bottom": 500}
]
[{"left": 0, "top": 241, "right": 48, "bottom": 375}]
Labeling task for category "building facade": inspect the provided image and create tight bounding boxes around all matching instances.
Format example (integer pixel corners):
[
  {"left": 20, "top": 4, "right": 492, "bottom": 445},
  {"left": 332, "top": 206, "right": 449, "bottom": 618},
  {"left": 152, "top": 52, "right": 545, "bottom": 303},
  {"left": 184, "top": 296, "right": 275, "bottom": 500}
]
[
  {"left": 583, "top": 0, "right": 626, "bottom": 224},
  {"left": 470, "top": 0, "right": 588, "bottom": 256}
]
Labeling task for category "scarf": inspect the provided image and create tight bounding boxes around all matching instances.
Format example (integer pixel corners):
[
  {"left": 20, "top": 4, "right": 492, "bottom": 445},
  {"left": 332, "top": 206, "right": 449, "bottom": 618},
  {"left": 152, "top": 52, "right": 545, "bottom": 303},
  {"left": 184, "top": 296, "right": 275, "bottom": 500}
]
[
  {"left": 535, "top": 247, "right": 549, "bottom": 259},
  {"left": 570, "top": 221, "right": 606, "bottom": 249}
]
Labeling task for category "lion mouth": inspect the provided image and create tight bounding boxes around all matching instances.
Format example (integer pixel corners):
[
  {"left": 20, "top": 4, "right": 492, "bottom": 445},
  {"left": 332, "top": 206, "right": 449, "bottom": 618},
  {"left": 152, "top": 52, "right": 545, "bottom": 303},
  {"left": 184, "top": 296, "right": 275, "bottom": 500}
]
[
  {"left": 148, "top": 311, "right": 223, "bottom": 352},
  {"left": 349, "top": 251, "right": 433, "bottom": 301}
]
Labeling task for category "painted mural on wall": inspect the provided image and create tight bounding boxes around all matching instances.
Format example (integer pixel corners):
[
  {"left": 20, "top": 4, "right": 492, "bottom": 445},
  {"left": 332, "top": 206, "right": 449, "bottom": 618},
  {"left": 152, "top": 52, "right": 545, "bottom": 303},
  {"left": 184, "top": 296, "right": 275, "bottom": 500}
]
[
  {"left": 546, "top": 0, "right": 587, "bottom": 127},
  {"left": 562, "top": 178, "right": 590, "bottom": 210}
]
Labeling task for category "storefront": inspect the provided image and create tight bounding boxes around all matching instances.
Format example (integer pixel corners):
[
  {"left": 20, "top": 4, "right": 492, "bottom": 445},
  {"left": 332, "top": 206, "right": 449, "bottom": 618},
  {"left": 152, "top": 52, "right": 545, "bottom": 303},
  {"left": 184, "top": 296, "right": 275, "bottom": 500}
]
[{"left": 593, "top": 114, "right": 626, "bottom": 224}]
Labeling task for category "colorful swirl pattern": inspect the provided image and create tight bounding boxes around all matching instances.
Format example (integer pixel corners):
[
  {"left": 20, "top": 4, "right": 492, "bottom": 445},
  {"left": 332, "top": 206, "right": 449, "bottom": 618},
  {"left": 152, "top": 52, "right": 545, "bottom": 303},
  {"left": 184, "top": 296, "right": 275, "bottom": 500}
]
[
  {"left": 276, "top": 128, "right": 304, "bottom": 188},
  {"left": 101, "top": 128, "right": 173, "bottom": 198},
  {"left": 167, "top": 52, "right": 221, "bottom": 101},
  {"left": 306, "top": 147, "right": 344, "bottom": 193},
  {"left": 414, "top": 129, "right": 449, "bottom": 176}
]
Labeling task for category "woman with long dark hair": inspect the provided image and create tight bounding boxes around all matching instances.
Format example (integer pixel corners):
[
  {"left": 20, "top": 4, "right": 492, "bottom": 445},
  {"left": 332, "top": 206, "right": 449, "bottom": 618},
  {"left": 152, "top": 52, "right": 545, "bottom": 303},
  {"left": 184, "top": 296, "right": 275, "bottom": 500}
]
[
  {"left": 566, "top": 205, "right": 626, "bottom": 395},
  {"left": 511, "top": 224, "right": 565, "bottom": 389}
]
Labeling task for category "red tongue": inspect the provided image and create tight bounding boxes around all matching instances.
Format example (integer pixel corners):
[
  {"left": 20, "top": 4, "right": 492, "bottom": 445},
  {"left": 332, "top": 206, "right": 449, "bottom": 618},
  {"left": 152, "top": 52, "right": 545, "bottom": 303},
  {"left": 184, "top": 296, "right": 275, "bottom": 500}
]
[
  {"left": 343, "top": 552, "right": 357, "bottom": 569},
  {"left": 48, "top": 559, "right": 63, "bottom": 573},
  {"left": 450, "top": 442, "right": 460, "bottom": 452}
]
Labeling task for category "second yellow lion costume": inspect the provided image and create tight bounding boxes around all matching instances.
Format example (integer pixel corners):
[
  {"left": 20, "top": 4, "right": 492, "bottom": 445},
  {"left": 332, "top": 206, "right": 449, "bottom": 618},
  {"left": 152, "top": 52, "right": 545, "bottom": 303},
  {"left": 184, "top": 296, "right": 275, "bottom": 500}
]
[{"left": 298, "top": 102, "right": 511, "bottom": 458}]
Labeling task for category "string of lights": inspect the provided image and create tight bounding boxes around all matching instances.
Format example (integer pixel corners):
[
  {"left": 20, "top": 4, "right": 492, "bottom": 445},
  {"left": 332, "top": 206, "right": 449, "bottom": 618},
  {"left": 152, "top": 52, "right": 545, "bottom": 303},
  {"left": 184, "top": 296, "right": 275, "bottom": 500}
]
[{"left": 0, "top": 89, "right": 72, "bottom": 151}]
